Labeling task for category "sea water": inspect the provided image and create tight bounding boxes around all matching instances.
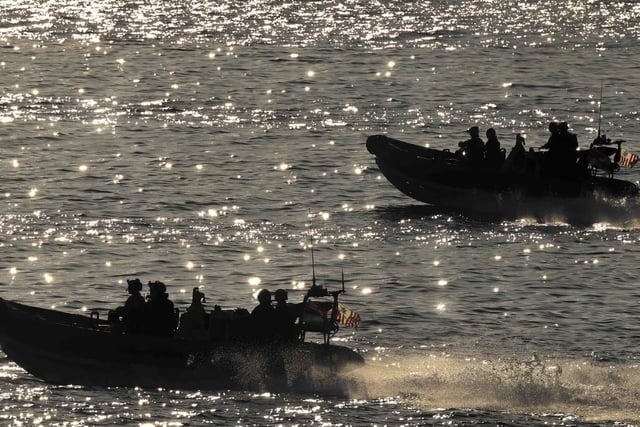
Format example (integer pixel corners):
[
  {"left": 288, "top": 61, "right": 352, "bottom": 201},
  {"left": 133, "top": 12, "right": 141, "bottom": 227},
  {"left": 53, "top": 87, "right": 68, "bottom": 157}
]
[{"left": 1, "top": 1, "right": 640, "bottom": 425}]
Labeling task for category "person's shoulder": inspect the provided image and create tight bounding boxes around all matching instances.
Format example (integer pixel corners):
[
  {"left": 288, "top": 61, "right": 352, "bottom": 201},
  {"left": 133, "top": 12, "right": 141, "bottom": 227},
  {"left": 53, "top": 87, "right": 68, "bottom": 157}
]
[
  {"left": 131, "top": 296, "right": 145, "bottom": 306},
  {"left": 159, "top": 297, "right": 174, "bottom": 309}
]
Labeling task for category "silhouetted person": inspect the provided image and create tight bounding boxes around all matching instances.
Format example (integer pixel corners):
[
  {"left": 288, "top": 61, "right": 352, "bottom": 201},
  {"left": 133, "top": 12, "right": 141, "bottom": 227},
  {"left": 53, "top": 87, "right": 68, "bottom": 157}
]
[
  {"left": 558, "top": 122, "right": 578, "bottom": 150},
  {"left": 541, "top": 122, "right": 564, "bottom": 176},
  {"left": 457, "top": 126, "right": 485, "bottom": 165},
  {"left": 273, "top": 289, "right": 301, "bottom": 342},
  {"left": 557, "top": 122, "right": 579, "bottom": 176},
  {"left": 109, "top": 278, "right": 146, "bottom": 333},
  {"left": 484, "top": 128, "right": 503, "bottom": 168},
  {"left": 145, "top": 281, "right": 175, "bottom": 336},
  {"left": 178, "top": 287, "right": 207, "bottom": 338},
  {"left": 541, "top": 122, "right": 560, "bottom": 152},
  {"left": 503, "top": 133, "right": 527, "bottom": 173},
  {"left": 251, "top": 289, "right": 276, "bottom": 342}
]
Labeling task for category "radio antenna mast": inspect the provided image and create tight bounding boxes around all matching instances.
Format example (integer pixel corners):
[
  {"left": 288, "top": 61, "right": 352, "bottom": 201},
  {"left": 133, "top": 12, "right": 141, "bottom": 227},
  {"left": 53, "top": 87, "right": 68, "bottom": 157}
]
[
  {"left": 597, "top": 80, "right": 604, "bottom": 139},
  {"left": 308, "top": 209, "right": 316, "bottom": 287}
]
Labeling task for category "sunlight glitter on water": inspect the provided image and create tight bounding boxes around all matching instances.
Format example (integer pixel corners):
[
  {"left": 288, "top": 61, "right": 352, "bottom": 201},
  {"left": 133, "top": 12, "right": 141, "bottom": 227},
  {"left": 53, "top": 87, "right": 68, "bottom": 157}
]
[{"left": 2, "top": 1, "right": 640, "bottom": 425}]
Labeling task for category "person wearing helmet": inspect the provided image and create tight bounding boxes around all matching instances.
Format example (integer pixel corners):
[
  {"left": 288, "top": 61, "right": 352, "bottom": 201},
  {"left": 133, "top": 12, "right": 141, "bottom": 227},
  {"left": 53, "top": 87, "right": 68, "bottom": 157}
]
[
  {"left": 457, "top": 126, "right": 485, "bottom": 165},
  {"left": 485, "top": 128, "right": 503, "bottom": 169},
  {"left": 145, "top": 280, "right": 175, "bottom": 336},
  {"left": 251, "top": 289, "right": 276, "bottom": 342},
  {"left": 177, "top": 287, "right": 207, "bottom": 338},
  {"left": 274, "top": 289, "right": 300, "bottom": 342},
  {"left": 109, "top": 278, "right": 146, "bottom": 332}
]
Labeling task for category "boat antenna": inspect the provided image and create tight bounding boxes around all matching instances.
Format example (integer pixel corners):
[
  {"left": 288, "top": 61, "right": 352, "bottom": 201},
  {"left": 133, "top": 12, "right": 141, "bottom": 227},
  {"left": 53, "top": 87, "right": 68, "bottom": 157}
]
[
  {"left": 338, "top": 251, "right": 346, "bottom": 293},
  {"left": 597, "top": 79, "right": 604, "bottom": 139},
  {"left": 308, "top": 209, "right": 316, "bottom": 287}
]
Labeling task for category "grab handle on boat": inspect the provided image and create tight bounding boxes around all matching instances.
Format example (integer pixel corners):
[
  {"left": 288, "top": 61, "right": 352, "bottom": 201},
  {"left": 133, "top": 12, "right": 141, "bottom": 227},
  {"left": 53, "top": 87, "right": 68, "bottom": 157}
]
[{"left": 90, "top": 311, "right": 100, "bottom": 328}]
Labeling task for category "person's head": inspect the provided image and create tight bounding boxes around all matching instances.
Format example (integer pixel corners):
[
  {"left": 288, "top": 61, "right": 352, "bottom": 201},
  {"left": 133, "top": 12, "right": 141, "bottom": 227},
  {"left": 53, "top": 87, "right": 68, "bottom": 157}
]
[
  {"left": 274, "top": 289, "right": 288, "bottom": 303},
  {"left": 468, "top": 126, "right": 480, "bottom": 138},
  {"left": 548, "top": 122, "right": 558, "bottom": 133},
  {"left": 257, "top": 289, "right": 271, "bottom": 305},
  {"left": 148, "top": 281, "right": 167, "bottom": 299},
  {"left": 127, "top": 278, "right": 143, "bottom": 294},
  {"left": 192, "top": 287, "right": 205, "bottom": 304},
  {"left": 558, "top": 122, "right": 569, "bottom": 134},
  {"left": 486, "top": 128, "right": 496, "bottom": 139}
]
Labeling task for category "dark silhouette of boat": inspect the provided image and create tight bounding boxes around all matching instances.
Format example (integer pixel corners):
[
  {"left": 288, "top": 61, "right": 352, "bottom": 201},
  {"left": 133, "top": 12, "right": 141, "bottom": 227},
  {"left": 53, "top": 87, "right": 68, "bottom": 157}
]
[
  {"left": 0, "top": 289, "right": 364, "bottom": 392},
  {"left": 366, "top": 134, "right": 638, "bottom": 217}
]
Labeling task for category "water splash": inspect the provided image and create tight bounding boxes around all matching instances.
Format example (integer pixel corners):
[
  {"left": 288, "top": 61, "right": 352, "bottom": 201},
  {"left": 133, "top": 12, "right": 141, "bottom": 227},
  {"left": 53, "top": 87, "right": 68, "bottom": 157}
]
[
  {"left": 380, "top": 194, "right": 640, "bottom": 229},
  {"left": 345, "top": 351, "right": 640, "bottom": 423}
]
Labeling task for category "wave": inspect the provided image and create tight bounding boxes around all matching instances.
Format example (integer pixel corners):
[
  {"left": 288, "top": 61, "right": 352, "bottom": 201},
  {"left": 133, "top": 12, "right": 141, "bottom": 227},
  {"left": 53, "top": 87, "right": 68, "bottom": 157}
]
[
  {"left": 343, "top": 350, "right": 640, "bottom": 424},
  {"left": 374, "top": 195, "right": 640, "bottom": 229}
]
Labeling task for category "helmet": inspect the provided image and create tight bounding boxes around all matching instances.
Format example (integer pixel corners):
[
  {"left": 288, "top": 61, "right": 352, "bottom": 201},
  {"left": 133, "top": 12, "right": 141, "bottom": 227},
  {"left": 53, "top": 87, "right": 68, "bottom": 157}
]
[
  {"left": 127, "top": 278, "right": 142, "bottom": 292},
  {"left": 274, "top": 288, "right": 288, "bottom": 302},
  {"left": 257, "top": 289, "right": 271, "bottom": 304},
  {"left": 148, "top": 280, "right": 166, "bottom": 294}
]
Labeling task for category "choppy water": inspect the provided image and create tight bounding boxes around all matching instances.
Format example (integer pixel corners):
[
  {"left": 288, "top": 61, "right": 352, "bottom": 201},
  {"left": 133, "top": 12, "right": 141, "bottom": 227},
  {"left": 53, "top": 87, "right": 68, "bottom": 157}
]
[{"left": 2, "top": 1, "right": 640, "bottom": 425}]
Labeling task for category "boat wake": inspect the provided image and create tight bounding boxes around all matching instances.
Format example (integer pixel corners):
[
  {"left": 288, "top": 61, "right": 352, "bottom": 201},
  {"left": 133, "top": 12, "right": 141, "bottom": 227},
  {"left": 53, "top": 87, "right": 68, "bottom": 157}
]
[
  {"left": 376, "top": 194, "right": 640, "bottom": 229},
  {"left": 489, "top": 194, "right": 640, "bottom": 228},
  {"left": 343, "top": 351, "right": 640, "bottom": 423},
  {"left": 201, "top": 346, "right": 364, "bottom": 396}
]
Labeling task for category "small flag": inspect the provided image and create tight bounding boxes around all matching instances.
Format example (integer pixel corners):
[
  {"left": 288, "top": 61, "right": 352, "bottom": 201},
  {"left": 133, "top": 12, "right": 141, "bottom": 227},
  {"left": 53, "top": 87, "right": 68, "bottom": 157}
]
[
  {"left": 620, "top": 151, "right": 639, "bottom": 168},
  {"left": 336, "top": 303, "right": 361, "bottom": 329}
]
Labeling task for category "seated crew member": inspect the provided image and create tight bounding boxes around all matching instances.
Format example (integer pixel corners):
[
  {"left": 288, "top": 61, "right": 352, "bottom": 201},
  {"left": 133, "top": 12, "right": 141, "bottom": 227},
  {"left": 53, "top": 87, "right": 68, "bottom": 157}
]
[
  {"left": 457, "top": 126, "right": 485, "bottom": 166},
  {"left": 557, "top": 121, "right": 579, "bottom": 175},
  {"left": 541, "top": 121, "right": 579, "bottom": 177},
  {"left": 484, "top": 128, "right": 504, "bottom": 169},
  {"left": 251, "top": 289, "right": 276, "bottom": 342},
  {"left": 540, "top": 122, "right": 560, "bottom": 152},
  {"left": 273, "top": 289, "right": 301, "bottom": 342},
  {"left": 109, "top": 278, "right": 146, "bottom": 332},
  {"left": 145, "top": 281, "right": 176, "bottom": 336},
  {"left": 177, "top": 287, "right": 207, "bottom": 338}
]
